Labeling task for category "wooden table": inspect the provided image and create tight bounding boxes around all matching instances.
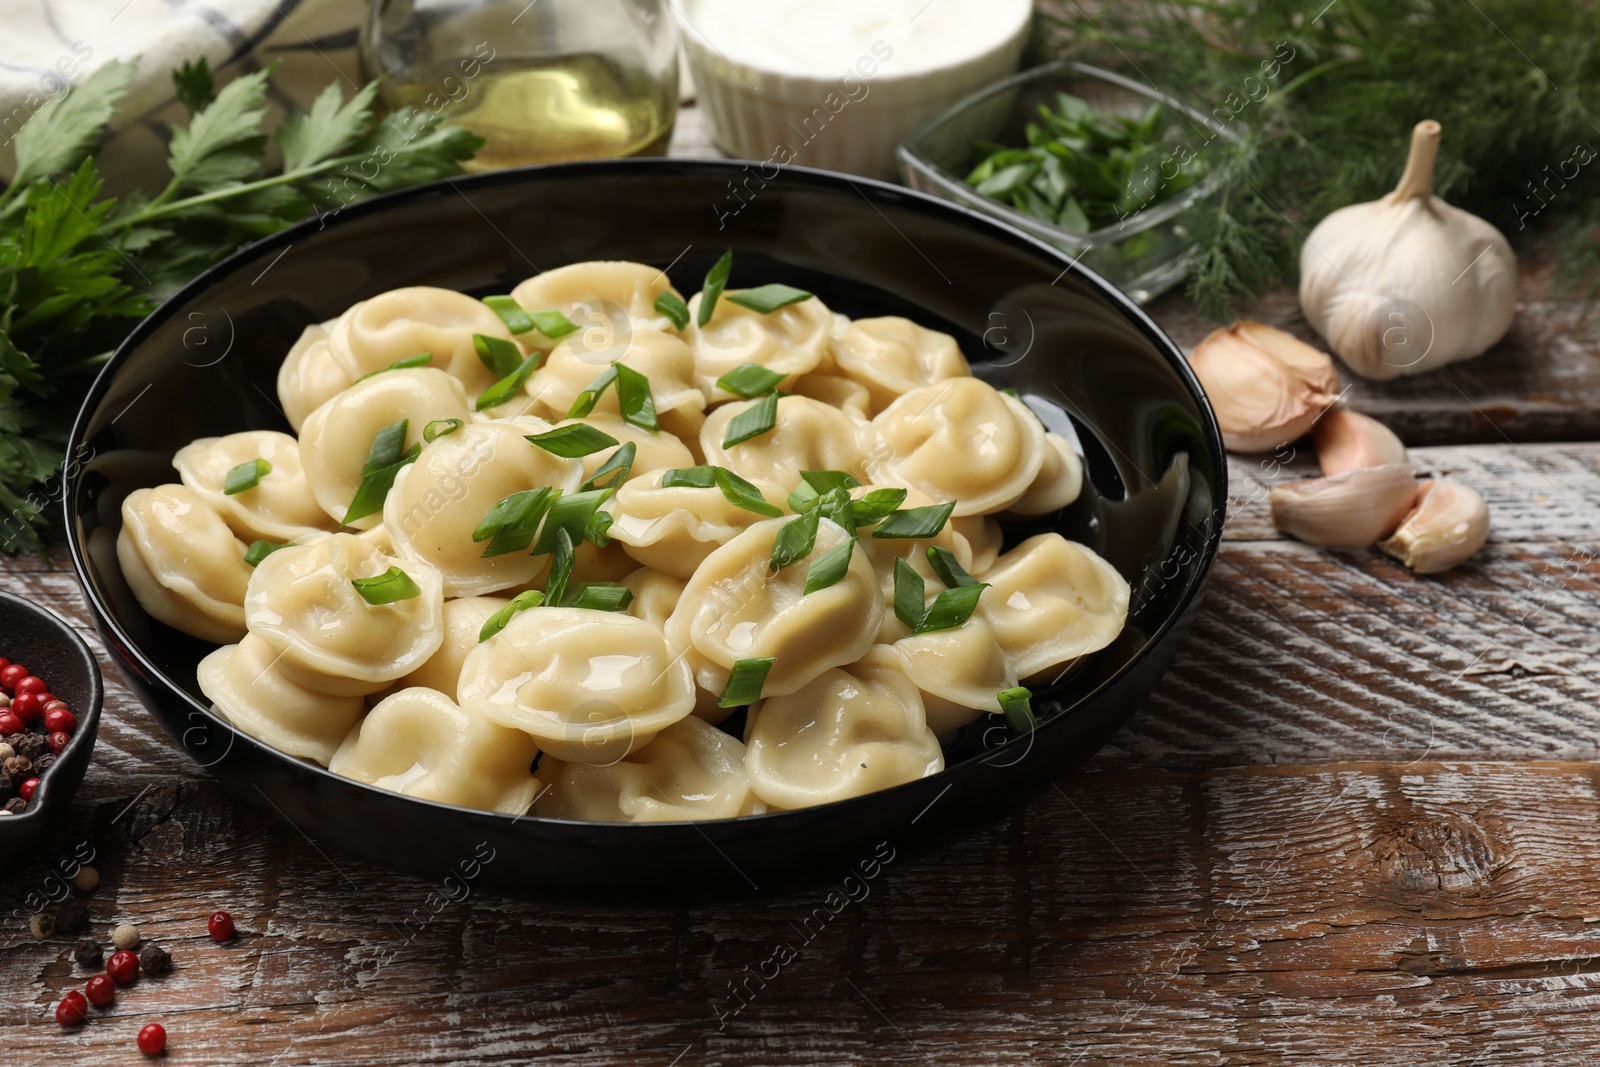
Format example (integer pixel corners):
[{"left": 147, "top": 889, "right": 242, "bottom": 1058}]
[{"left": 9, "top": 110, "right": 1600, "bottom": 1065}]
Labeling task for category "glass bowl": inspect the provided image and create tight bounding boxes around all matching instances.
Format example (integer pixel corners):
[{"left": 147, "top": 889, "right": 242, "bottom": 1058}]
[{"left": 898, "top": 60, "right": 1240, "bottom": 304}]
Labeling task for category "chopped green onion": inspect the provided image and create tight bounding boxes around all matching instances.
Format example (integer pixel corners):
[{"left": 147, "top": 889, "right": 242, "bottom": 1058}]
[
  {"left": 716, "top": 362, "right": 787, "bottom": 398},
  {"left": 223, "top": 458, "right": 271, "bottom": 495},
  {"left": 356, "top": 352, "right": 434, "bottom": 382},
  {"left": 532, "top": 488, "right": 613, "bottom": 554},
  {"left": 661, "top": 465, "right": 718, "bottom": 489},
  {"left": 788, "top": 482, "right": 818, "bottom": 513},
  {"left": 698, "top": 249, "right": 733, "bottom": 327},
  {"left": 479, "top": 589, "right": 544, "bottom": 641},
  {"left": 529, "top": 309, "right": 579, "bottom": 340},
  {"left": 243, "top": 540, "right": 288, "bottom": 567},
  {"left": 718, "top": 656, "right": 774, "bottom": 707},
  {"left": 721, "top": 391, "right": 780, "bottom": 448},
  {"left": 726, "top": 284, "right": 813, "bottom": 314},
  {"left": 561, "top": 582, "right": 634, "bottom": 611},
  {"left": 544, "top": 527, "right": 576, "bottom": 608},
  {"left": 476, "top": 351, "right": 542, "bottom": 412},
  {"left": 582, "top": 441, "right": 636, "bottom": 492},
  {"left": 472, "top": 487, "right": 556, "bottom": 558},
  {"left": 351, "top": 566, "right": 422, "bottom": 605},
  {"left": 914, "top": 582, "right": 989, "bottom": 636},
  {"left": 483, "top": 295, "right": 534, "bottom": 334},
  {"left": 802, "top": 538, "right": 854, "bottom": 595},
  {"left": 926, "top": 545, "right": 979, "bottom": 588},
  {"left": 800, "top": 470, "right": 862, "bottom": 494},
  {"left": 614, "top": 364, "right": 658, "bottom": 432},
  {"left": 892, "top": 557, "right": 926, "bottom": 631},
  {"left": 654, "top": 291, "right": 690, "bottom": 331},
  {"left": 566, "top": 364, "right": 619, "bottom": 419},
  {"left": 473, "top": 333, "right": 523, "bottom": 377},
  {"left": 814, "top": 487, "right": 857, "bottom": 535},
  {"left": 849, "top": 487, "right": 908, "bottom": 528},
  {"left": 586, "top": 509, "right": 614, "bottom": 547},
  {"left": 525, "top": 423, "right": 620, "bottom": 458},
  {"left": 873, "top": 500, "right": 957, "bottom": 539},
  {"left": 770, "top": 510, "right": 820, "bottom": 572},
  {"left": 715, "top": 468, "right": 782, "bottom": 517},
  {"left": 1000, "top": 386, "right": 1022, "bottom": 399},
  {"left": 363, "top": 419, "right": 409, "bottom": 472},
  {"left": 423, "top": 418, "right": 464, "bottom": 442},
  {"left": 343, "top": 420, "right": 420, "bottom": 524},
  {"left": 998, "top": 686, "right": 1036, "bottom": 734}
]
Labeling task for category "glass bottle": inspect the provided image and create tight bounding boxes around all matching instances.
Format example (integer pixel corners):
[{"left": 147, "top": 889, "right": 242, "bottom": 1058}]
[{"left": 360, "top": 0, "right": 679, "bottom": 171}]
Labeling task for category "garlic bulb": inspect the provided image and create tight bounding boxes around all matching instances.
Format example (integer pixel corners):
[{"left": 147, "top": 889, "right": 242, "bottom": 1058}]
[
  {"left": 1268, "top": 463, "right": 1416, "bottom": 548},
  {"left": 1379, "top": 478, "right": 1489, "bottom": 574},
  {"left": 1299, "top": 120, "right": 1516, "bottom": 380},
  {"left": 1313, "top": 408, "right": 1407, "bottom": 476},
  {"left": 1189, "top": 321, "right": 1340, "bottom": 453}
]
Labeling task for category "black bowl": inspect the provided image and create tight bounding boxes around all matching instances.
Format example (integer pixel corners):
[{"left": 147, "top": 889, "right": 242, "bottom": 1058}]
[
  {"left": 65, "top": 160, "right": 1224, "bottom": 903},
  {"left": 0, "top": 590, "right": 103, "bottom": 859}
]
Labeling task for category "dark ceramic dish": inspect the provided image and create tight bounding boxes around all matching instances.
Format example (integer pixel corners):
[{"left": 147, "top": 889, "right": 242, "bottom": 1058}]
[
  {"left": 0, "top": 590, "right": 103, "bottom": 859},
  {"left": 65, "top": 160, "right": 1224, "bottom": 903}
]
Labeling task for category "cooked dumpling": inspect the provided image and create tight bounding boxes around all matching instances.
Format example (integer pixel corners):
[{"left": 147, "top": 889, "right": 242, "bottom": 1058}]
[
  {"left": 173, "top": 431, "right": 334, "bottom": 543},
  {"left": 198, "top": 634, "right": 366, "bottom": 766},
  {"left": 788, "top": 372, "right": 873, "bottom": 422},
  {"left": 685, "top": 289, "right": 833, "bottom": 399},
  {"left": 700, "top": 395, "right": 866, "bottom": 493},
  {"left": 744, "top": 646, "right": 943, "bottom": 810},
  {"left": 887, "top": 612, "right": 1017, "bottom": 736},
  {"left": 534, "top": 715, "right": 763, "bottom": 822},
  {"left": 953, "top": 514, "right": 1004, "bottom": 575},
  {"left": 393, "top": 596, "right": 509, "bottom": 700},
  {"left": 553, "top": 415, "right": 695, "bottom": 483},
  {"left": 664, "top": 516, "right": 883, "bottom": 698},
  {"left": 325, "top": 286, "right": 512, "bottom": 401},
  {"left": 977, "top": 533, "right": 1130, "bottom": 680},
  {"left": 570, "top": 538, "right": 639, "bottom": 583},
  {"left": 458, "top": 606, "right": 696, "bottom": 764},
  {"left": 525, "top": 329, "right": 707, "bottom": 425},
  {"left": 1007, "top": 432, "right": 1084, "bottom": 516},
  {"left": 622, "top": 568, "right": 686, "bottom": 629},
  {"left": 830, "top": 316, "right": 971, "bottom": 414},
  {"left": 852, "top": 484, "right": 974, "bottom": 604},
  {"left": 863, "top": 378, "right": 1047, "bottom": 516},
  {"left": 244, "top": 533, "right": 446, "bottom": 696},
  {"left": 383, "top": 419, "right": 580, "bottom": 596},
  {"left": 277, "top": 320, "right": 354, "bottom": 432},
  {"left": 329, "top": 687, "right": 541, "bottom": 815},
  {"left": 511, "top": 260, "right": 682, "bottom": 335},
  {"left": 609, "top": 467, "right": 784, "bottom": 579},
  {"left": 297, "top": 368, "right": 473, "bottom": 529},
  {"left": 117, "top": 484, "right": 252, "bottom": 644}
]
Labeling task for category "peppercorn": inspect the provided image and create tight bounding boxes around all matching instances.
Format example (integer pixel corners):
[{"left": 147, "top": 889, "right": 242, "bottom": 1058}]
[
  {"left": 43, "top": 707, "right": 76, "bottom": 735},
  {"left": 207, "top": 910, "right": 236, "bottom": 942},
  {"left": 3, "top": 797, "right": 26, "bottom": 814},
  {"left": 0, "top": 663, "right": 28, "bottom": 689},
  {"left": 14, "top": 674, "right": 44, "bottom": 696},
  {"left": 29, "top": 911, "right": 55, "bottom": 939},
  {"left": 106, "top": 949, "right": 139, "bottom": 985},
  {"left": 12, "top": 733, "right": 45, "bottom": 760},
  {"left": 48, "top": 731, "right": 70, "bottom": 755},
  {"left": 74, "top": 937, "right": 103, "bottom": 968},
  {"left": 138, "top": 942, "right": 172, "bottom": 976},
  {"left": 1, "top": 754, "right": 30, "bottom": 778},
  {"left": 56, "top": 897, "right": 89, "bottom": 935},
  {"left": 0, "top": 742, "right": 11, "bottom": 760},
  {"left": 112, "top": 923, "right": 140, "bottom": 950},
  {"left": 55, "top": 990, "right": 88, "bottom": 1027},
  {"left": 73, "top": 866, "right": 100, "bottom": 892},
  {"left": 137, "top": 1022, "right": 168, "bottom": 1055},
  {"left": 0, "top": 713, "right": 20, "bottom": 737},
  {"left": 85, "top": 972, "right": 116, "bottom": 1007},
  {"left": 32, "top": 752, "right": 54, "bottom": 774}
]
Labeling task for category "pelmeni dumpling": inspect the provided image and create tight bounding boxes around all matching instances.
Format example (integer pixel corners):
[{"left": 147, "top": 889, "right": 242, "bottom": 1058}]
[
  {"left": 609, "top": 467, "right": 784, "bottom": 579},
  {"left": 244, "top": 533, "right": 445, "bottom": 696},
  {"left": 830, "top": 316, "right": 971, "bottom": 413},
  {"left": 458, "top": 606, "right": 696, "bottom": 764},
  {"left": 297, "top": 368, "right": 473, "bottom": 529},
  {"left": 383, "top": 419, "right": 580, "bottom": 596},
  {"left": 198, "top": 634, "right": 366, "bottom": 765},
  {"left": 744, "top": 646, "right": 943, "bottom": 810},
  {"left": 853, "top": 484, "right": 973, "bottom": 600},
  {"left": 511, "top": 260, "right": 682, "bottom": 335},
  {"left": 117, "top": 484, "right": 252, "bottom": 643},
  {"left": 887, "top": 612, "right": 1017, "bottom": 736},
  {"left": 863, "top": 378, "right": 1047, "bottom": 516},
  {"left": 623, "top": 568, "right": 686, "bottom": 629},
  {"left": 664, "top": 516, "right": 883, "bottom": 698},
  {"left": 1007, "top": 432, "right": 1084, "bottom": 516},
  {"left": 789, "top": 373, "right": 873, "bottom": 422},
  {"left": 978, "top": 533, "right": 1130, "bottom": 680},
  {"left": 326, "top": 286, "right": 512, "bottom": 400},
  {"left": 393, "top": 596, "right": 508, "bottom": 700},
  {"left": 277, "top": 320, "right": 354, "bottom": 432},
  {"left": 953, "top": 514, "right": 1004, "bottom": 575},
  {"left": 525, "top": 330, "right": 706, "bottom": 425},
  {"left": 700, "top": 395, "right": 866, "bottom": 493},
  {"left": 685, "top": 289, "right": 833, "bottom": 399},
  {"left": 329, "top": 687, "right": 541, "bottom": 814},
  {"left": 534, "top": 715, "right": 763, "bottom": 822},
  {"left": 554, "top": 415, "right": 695, "bottom": 483},
  {"left": 173, "top": 431, "right": 334, "bottom": 542}
]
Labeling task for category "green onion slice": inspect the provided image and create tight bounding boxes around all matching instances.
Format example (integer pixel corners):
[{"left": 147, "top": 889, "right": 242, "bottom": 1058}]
[
  {"left": 721, "top": 391, "right": 780, "bottom": 448},
  {"left": 892, "top": 557, "right": 926, "bottom": 631},
  {"left": 585, "top": 509, "right": 614, "bottom": 547},
  {"left": 770, "top": 509, "right": 820, "bottom": 572},
  {"left": 423, "top": 418, "right": 464, "bottom": 442},
  {"left": 472, "top": 487, "right": 555, "bottom": 558},
  {"left": 544, "top": 527, "right": 577, "bottom": 608},
  {"left": 661, "top": 465, "right": 718, "bottom": 489},
  {"left": 718, "top": 656, "right": 775, "bottom": 708},
  {"left": 561, "top": 582, "right": 634, "bottom": 611},
  {"left": 351, "top": 566, "right": 421, "bottom": 605},
  {"left": 567, "top": 365, "right": 619, "bottom": 419},
  {"left": 532, "top": 488, "right": 613, "bottom": 554},
  {"left": 356, "top": 352, "right": 434, "bottom": 382},
  {"left": 726, "top": 284, "right": 813, "bottom": 314},
  {"left": 529, "top": 309, "right": 579, "bottom": 340},
  {"left": 926, "top": 545, "right": 979, "bottom": 588},
  {"left": 802, "top": 538, "right": 854, "bottom": 595},
  {"left": 243, "top": 540, "right": 288, "bottom": 567},
  {"left": 582, "top": 441, "right": 636, "bottom": 492},
  {"left": 525, "top": 423, "right": 620, "bottom": 458},
  {"left": 654, "top": 291, "right": 690, "bottom": 331},
  {"left": 998, "top": 686, "right": 1037, "bottom": 734},
  {"left": 698, "top": 249, "right": 733, "bottom": 327},
  {"left": 660, "top": 466, "right": 781, "bottom": 517},
  {"left": 473, "top": 333, "right": 523, "bottom": 377},
  {"left": 342, "top": 420, "right": 420, "bottom": 524},
  {"left": 482, "top": 296, "right": 534, "bottom": 334},
  {"left": 873, "top": 500, "right": 956, "bottom": 539},
  {"left": 914, "top": 582, "right": 989, "bottom": 636},
  {"left": 223, "top": 458, "right": 271, "bottom": 495},
  {"left": 614, "top": 363, "right": 658, "bottom": 432},
  {"left": 479, "top": 589, "right": 544, "bottom": 641},
  {"left": 716, "top": 362, "right": 787, "bottom": 398},
  {"left": 849, "top": 487, "right": 908, "bottom": 528},
  {"left": 475, "top": 351, "right": 542, "bottom": 412}
]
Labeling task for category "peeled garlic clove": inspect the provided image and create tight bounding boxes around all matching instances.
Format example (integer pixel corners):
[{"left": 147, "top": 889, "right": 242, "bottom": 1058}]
[
  {"left": 1298, "top": 120, "right": 1517, "bottom": 380},
  {"left": 1190, "top": 326, "right": 1338, "bottom": 453},
  {"left": 1312, "top": 408, "right": 1407, "bottom": 476},
  {"left": 1233, "top": 320, "right": 1341, "bottom": 398},
  {"left": 1268, "top": 463, "right": 1416, "bottom": 548},
  {"left": 1379, "top": 478, "right": 1488, "bottom": 574}
]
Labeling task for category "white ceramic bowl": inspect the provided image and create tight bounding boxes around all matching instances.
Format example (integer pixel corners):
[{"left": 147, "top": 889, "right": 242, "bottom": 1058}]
[{"left": 675, "top": 0, "right": 1032, "bottom": 178}]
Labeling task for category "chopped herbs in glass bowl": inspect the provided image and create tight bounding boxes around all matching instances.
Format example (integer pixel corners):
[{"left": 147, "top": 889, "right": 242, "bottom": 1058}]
[{"left": 898, "top": 62, "right": 1238, "bottom": 303}]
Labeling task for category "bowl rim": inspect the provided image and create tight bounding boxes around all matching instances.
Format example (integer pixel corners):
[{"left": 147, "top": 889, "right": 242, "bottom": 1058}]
[
  {"left": 0, "top": 588, "right": 104, "bottom": 824},
  {"left": 65, "top": 156, "right": 1226, "bottom": 830},
  {"left": 897, "top": 59, "right": 1243, "bottom": 244}
]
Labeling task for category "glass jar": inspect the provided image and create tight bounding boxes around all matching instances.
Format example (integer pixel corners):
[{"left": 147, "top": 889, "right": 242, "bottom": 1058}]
[{"left": 360, "top": 0, "right": 679, "bottom": 171}]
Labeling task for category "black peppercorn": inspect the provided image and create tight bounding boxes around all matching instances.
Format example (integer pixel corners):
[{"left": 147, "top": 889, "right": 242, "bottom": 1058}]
[
  {"left": 73, "top": 937, "right": 103, "bottom": 968},
  {"left": 1, "top": 755, "right": 29, "bottom": 778},
  {"left": 138, "top": 942, "right": 172, "bottom": 976},
  {"left": 12, "top": 734, "right": 45, "bottom": 761},
  {"left": 3, "top": 797, "right": 25, "bottom": 814},
  {"left": 32, "top": 753, "right": 53, "bottom": 774},
  {"left": 55, "top": 897, "right": 89, "bottom": 935}
]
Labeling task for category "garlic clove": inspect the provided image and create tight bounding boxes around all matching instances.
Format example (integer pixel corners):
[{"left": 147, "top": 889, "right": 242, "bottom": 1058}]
[
  {"left": 1190, "top": 325, "right": 1338, "bottom": 453},
  {"left": 1379, "top": 478, "right": 1489, "bottom": 574},
  {"left": 1268, "top": 463, "right": 1417, "bottom": 548},
  {"left": 1233, "top": 320, "right": 1341, "bottom": 398},
  {"left": 1312, "top": 408, "right": 1408, "bottom": 476}
]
